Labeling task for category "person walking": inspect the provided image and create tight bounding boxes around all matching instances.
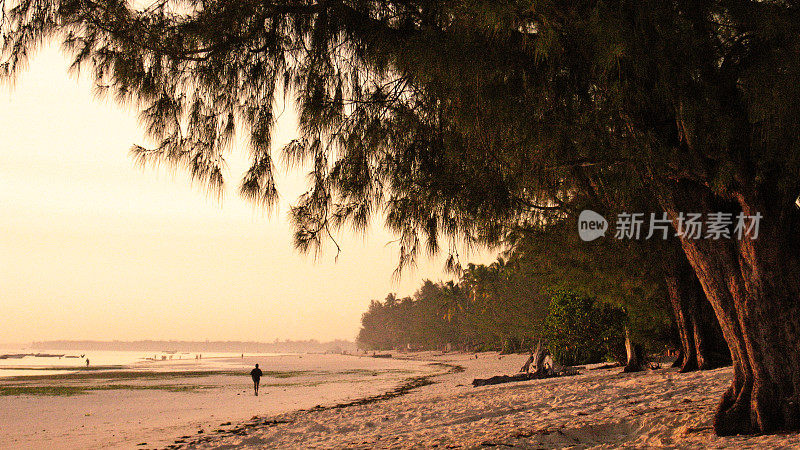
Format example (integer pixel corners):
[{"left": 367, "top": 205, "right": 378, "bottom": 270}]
[{"left": 250, "top": 364, "right": 263, "bottom": 396}]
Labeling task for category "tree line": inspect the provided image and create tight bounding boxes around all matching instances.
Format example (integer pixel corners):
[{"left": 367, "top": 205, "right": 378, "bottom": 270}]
[
  {"left": 357, "top": 260, "right": 548, "bottom": 354},
  {"left": 357, "top": 219, "right": 700, "bottom": 368}
]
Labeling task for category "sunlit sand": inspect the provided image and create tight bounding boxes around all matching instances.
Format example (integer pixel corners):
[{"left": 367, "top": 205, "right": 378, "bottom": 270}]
[
  {"left": 0, "top": 353, "right": 441, "bottom": 449},
  {"left": 3, "top": 352, "right": 797, "bottom": 449}
]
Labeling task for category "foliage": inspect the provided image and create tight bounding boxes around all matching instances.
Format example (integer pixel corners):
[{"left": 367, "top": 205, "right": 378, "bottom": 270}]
[
  {"left": 357, "top": 285, "right": 470, "bottom": 351},
  {"left": 357, "top": 260, "right": 549, "bottom": 353},
  {"left": 506, "top": 217, "right": 674, "bottom": 353},
  {"left": 458, "top": 258, "right": 548, "bottom": 353},
  {"left": 357, "top": 229, "right": 673, "bottom": 357},
  {"left": 3, "top": 0, "right": 800, "bottom": 278},
  {"left": 542, "top": 291, "right": 626, "bottom": 366}
]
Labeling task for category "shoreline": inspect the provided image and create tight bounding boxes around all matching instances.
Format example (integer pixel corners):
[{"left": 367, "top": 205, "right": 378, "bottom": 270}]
[{"left": 0, "top": 353, "right": 443, "bottom": 449}]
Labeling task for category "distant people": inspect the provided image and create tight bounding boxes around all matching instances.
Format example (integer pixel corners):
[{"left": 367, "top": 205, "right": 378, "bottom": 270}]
[
  {"left": 86, "top": 358, "right": 90, "bottom": 367},
  {"left": 250, "top": 364, "right": 263, "bottom": 396}
]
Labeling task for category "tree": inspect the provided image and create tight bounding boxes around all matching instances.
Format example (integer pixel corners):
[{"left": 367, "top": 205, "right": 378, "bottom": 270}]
[
  {"left": 356, "top": 270, "right": 548, "bottom": 353},
  {"left": 662, "top": 243, "right": 731, "bottom": 372},
  {"left": 460, "top": 258, "right": 548, "bottom": 353},
  {"left": 4, "top": 0, "right": 800, "bottom": 435},
  {"left": 356, "top": 281, "right": 473, "bottom": 351},
  {"left": 542, "top": 291, "right": 626, "bottom": 366}
]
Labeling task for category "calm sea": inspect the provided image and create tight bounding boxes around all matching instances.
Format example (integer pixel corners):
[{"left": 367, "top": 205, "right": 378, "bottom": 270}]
[{"left": 0, "top": 348, "right": 286, "bottom": 377}]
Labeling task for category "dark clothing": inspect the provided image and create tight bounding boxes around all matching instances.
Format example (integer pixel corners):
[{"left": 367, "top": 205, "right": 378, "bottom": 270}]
[{"left": 250, "top": 367, "right": 263, "bottom": 396}]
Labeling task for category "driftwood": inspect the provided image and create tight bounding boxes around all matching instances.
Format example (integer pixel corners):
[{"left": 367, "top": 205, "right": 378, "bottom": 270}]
[
  {"left": 473, "top": 366, "right": 579, "bottom": 387},
  {"left": 590, "top": 362, "right": 622, "bottom": 370},
  {"left": 520, "top": 341, "right": 550, "bottom": 375},
  {"left": 473, "top": 372, "right": 540, "bottom": 387},
  {"left": 475, "top": 344, "right": 579, "bottom": 387}
]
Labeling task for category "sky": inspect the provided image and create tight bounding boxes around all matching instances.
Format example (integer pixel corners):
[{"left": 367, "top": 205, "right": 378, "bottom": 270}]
[{"left": 0, "top": 44, "right": 496, "bottom": 344}]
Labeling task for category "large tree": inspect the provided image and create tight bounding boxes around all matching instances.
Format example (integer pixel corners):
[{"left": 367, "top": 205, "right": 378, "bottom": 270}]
[{"left": 4, "top": 0, "right": 799, "bottom": 435}]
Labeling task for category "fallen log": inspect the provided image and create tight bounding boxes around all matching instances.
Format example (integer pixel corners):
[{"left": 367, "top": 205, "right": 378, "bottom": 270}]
[{"left": 472, "top": 367, "right": 580, "bottom": 387}]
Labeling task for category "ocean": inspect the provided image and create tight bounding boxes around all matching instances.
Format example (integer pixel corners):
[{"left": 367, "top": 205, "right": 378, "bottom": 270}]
[{"left": 0, "top": 347, "right": 287, "bottom": 377}]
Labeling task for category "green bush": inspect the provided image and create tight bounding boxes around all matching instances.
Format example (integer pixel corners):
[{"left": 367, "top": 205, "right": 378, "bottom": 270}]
[{"left": 543, "top": 291, "right": 626, "bottom": 366}]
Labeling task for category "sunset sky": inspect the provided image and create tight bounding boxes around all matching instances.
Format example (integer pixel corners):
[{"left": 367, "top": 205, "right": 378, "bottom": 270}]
[{"left": 0, "top": 44, "right": 495, "bottom": 343}]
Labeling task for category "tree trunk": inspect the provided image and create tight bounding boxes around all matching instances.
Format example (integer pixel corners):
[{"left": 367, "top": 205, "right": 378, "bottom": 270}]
[
  {"left": 665, "top": 272, "right": 698, "bottom": 372},
  {"left": 671, "top": 347, "right": 684, "bottom": 368},
  {"left": 662, "top": 183, "right": 800, "bottom": 435},
  {"left": 663, "top": 251, "right": 731, "bottom": 372},
  {"left": 623, "top": 328, "right": 644, "bottom": 372}
]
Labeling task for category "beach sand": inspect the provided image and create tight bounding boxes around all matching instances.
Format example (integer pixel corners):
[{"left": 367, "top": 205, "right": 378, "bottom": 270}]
[
  {"left": 182, "top": 352, "right": 799, "bottom": 449},
  {"left": 3, "top": 352, "right": 799, "bottom": 449},
  {"left": 0, "top": 354, "right": 443, "bottom": 449}
]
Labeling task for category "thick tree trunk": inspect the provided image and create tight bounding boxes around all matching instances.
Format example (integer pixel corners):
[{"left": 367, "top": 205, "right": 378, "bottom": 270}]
[
  {"left": 681, "top": 239, "right": 800, "bottom": 434},
  {"left": 663, "top": 252, "right": 731, "bottom": 372},
  {"left": 662, "top": 184, "right": 800, "bottom": 435}
]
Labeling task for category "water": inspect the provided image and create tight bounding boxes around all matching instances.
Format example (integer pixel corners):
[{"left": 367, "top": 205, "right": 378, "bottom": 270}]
[{"left": 0, "top": 348, "right": 286, "bottom": 377}]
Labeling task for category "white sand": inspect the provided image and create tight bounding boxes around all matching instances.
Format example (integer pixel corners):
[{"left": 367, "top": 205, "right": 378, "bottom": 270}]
[
  {"left": 0, "top": 354, "right": 442, "bottom": 449},
  {"left": 184, "top": 352, "right": 800, "bottom": 449},
  {"left": 3, "top": 352, "right": 798, "bottom": 449}
]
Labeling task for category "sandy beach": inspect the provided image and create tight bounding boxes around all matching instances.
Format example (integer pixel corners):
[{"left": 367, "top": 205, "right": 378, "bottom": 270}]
[
  {"left": 0, "top": 353, "right": 443, "bottom": 449},
  {"left": 182, "top": 352, "right": 799, "bottom": 449},
  {"left": 3, "top": 352, "right": 799, "bottom": 449}
]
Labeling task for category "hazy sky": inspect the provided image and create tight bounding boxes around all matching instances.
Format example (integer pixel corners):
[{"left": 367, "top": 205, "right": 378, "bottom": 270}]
[{"left": 0, "top": 45, "right": 495, "bottom": 343}]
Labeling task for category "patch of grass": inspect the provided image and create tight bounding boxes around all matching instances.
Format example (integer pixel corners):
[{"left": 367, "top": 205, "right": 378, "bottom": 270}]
[
  {"left": 337, "top": 369, "right": 380, "bottom": 376},
  {"left": 428, "top": 362, "right": 466, "bottom": 373},
  {"left": 259, "top": 370, "right": 312, "bottom": 378},
  {"left": 0, "top": 386, "right": 88, "bottom": 396},
  {"left": 3, "top": 370, "right": 231, "bottom": 382},
  {"left": 335, "top": 368, "right": 413, "bottom": 376},
  {"left": 0, "top": 384, "right": 215, "bottom": 396},
  {"left": 2, "top": 369, "right": 311, "bottom": 382},
  {"left": 96, "top": 384, "right": 215, "bottom": 393}
]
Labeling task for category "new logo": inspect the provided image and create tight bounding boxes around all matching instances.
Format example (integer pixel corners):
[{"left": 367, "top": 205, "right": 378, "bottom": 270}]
[{"left": 578, "top": 210, "right": 608, "bottom": 241}]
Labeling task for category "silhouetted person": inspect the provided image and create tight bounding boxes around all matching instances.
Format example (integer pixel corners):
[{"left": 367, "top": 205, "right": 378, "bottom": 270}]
[
  {"left": 250, "top": 364, "right": 263, "bottom": 396},
  {"left": 86, "top": 358, "right": 90, "bottom": 367}
]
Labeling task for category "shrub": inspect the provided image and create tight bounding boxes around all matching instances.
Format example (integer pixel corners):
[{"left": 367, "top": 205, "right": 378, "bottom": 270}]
[{"left": 543, "top": 291, "right": 626, "bottom": 366}]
